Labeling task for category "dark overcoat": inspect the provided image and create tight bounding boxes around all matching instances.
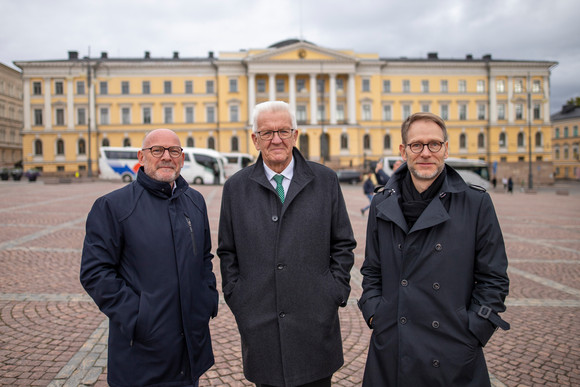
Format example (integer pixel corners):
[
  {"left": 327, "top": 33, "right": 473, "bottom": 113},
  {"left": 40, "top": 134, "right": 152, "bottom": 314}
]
[
  {"left": 358, "top": 164, "right": 509, "bottom": 387},
  {"left": 217, "top": 148, "right": 356, "bottom": 386},
  {"left": 81, "top": 170, "right": 219, "bottom": 387}
]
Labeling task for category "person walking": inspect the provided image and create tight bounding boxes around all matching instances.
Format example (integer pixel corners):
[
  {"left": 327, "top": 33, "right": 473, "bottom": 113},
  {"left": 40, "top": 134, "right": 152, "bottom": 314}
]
[
  {"left": 218, "top": 101, "right": 356, "bottom": 387},
  {"left": 358, "top": 112, "right": 510, "bottom": 386},
  {"left": 81, "top": 129, "right": 219, "bottom": 387},
  {"left": 361, "top": 172, "right": 375, "bottom": 216}
]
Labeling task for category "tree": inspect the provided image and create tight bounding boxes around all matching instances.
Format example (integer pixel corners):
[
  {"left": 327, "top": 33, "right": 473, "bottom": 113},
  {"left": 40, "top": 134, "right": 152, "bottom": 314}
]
[{"left": 566, "top": 96, "right": 580, "bottom": 106}]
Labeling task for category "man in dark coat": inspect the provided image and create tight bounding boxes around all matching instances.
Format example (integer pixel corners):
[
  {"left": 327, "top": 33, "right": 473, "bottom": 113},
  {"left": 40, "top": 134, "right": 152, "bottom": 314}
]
[
  {"left": 358, "top": 112, "right": 510, "bottom": 386},
  {"left": 218, "top": 101, "right": 356, "bottom": 387},
  {"left": 81, "top": 129, "right": 219, "bottom": 387}
]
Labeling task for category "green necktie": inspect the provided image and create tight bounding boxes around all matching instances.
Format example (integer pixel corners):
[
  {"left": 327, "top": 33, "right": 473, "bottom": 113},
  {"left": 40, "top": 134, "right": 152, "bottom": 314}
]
[{"left": 273, "top": 174, "right": 285, "bottom": 203}]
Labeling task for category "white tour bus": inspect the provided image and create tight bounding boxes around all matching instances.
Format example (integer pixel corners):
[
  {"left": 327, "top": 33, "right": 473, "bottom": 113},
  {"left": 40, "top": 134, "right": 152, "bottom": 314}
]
[
  {"left": 221, "top": 152, "right": 254, "bottom": 178},
  {"left": 98, "top": 146, "right": 227, "bottom": 185},
  {"left": 380, "top": 156, "right": 491, "bottom": 189}
]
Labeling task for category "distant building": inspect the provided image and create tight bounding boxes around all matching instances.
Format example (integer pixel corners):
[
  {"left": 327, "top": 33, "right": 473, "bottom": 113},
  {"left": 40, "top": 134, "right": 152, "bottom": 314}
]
[
  {"left": 0, "top": 63, "right": 23, "bottom": 169},
  {"left": 551, "top": 104, "right": 580, "bottom": 179},
  {"left": 14, "top": 40, "right": 557, "bottom": 178}
]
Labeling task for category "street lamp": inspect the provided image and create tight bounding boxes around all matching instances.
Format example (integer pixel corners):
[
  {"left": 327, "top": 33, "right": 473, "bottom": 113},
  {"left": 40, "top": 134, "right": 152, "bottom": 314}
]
[{"left": 527, "top": 74, "right": 533, "bottom": 190}]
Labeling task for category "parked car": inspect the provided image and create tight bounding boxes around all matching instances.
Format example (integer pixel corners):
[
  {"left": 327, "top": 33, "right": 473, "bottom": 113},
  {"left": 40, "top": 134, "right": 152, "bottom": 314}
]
[{"left": 336, "top": 169, "right": 362, "bottom": 184}]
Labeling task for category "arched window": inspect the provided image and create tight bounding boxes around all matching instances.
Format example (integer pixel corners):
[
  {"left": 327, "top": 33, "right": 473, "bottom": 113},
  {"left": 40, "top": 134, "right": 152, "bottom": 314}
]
[
  {"left": 554, "top": 146, "right": 560, "bottom": 160},
  {"left": 102, "top": 138, "right": 110, "bottom": 147},
  {"left": 186, "top": 137, "right": 194, "bottom": 147},
  {"left": 517, "top": 132, "right": 525, "bottom": 147},
  {"left": 564, "top": 145, "right": 569, "bottom": 159},
  {"left": 123, "top": 138, "right": 131, "bottom": 147},
  {"left": 459, "top": 133, "right": 467, "bottom": 149},
  {"left": 383, "top": 134, "right": 391, "bottom": 150},
  {"left": 340, "top": 133, "right": 348, "bottom": 150},
  {"left": 78, "top": 139, "right": 86, "bottom": 155},
  {"left": 363, "top": 134, "right": 371, "bottom": 150},
  {"left": 208, "top": 136, "right": 215, "bottom": 150},
  {"left": 56, "top": 139, "right": 65, "bottom": 155},
  {"left": 535, "top": 132, "right": 543, "bottom": 147},
  {"left": 499, "top": 132, "right": 507, "bottom": 148},
  {"left": 34, "top": 139, "right": 43, "bottom": 155},
  {"left": 231, "top": 136, "right": 239, "bottom": 152},
  {"left": 478, "top": 133, "right": 485, "bottom": 148}
]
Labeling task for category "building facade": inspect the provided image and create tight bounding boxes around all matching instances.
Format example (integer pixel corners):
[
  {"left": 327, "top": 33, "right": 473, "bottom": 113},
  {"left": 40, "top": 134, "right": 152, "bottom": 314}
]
[
  {"left": 551, "top": 104, "right": 580, "bottom": 179},
  {"left": 15, "top": 40, "right": 557, "bottom": 178},
  {"left": 0, "top": 63, "right": 23, "bottom": 169}
]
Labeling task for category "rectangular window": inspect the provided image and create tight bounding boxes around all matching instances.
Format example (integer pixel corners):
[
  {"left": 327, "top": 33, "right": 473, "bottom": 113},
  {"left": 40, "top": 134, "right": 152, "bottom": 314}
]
[
  {"left": 336, "top": 105, "right": 345, "bottom": 122},
  {"left": 76, "top": 81, "right": 85, "bottom": 95},
  {"left": 206, "top": 80, "right": 214, "bottom": 94},
  {"left": 440, "top": 80, "right": 448, "bottom": 93},
  {"left": 185, "top": 80, "right": 193, "bottom": 94},
  {"left": 121, "top": 81, "right": 130, "bottom": 95},
  {"left": 514, "top": 79, "right": 523, "bottom": 93},
  {"left": 33, "top": 82, "right": 42, "bottom": 95},
  {"left": 497, "top": 80, "right": 505, "bottom": 93},
  {"left": 230, "top": 105, "right": 239, "bottom": 122},
  {"left": 362, "top": 104, "right": 371, "bottom": 120},
  {"left": 515, "top": 104, "right": 523, "bottom": 120},
  {"left": 317, "top": 79, "right": 324, "bottom": 93},
  {"left": 421, "top": 80, "right": 429, "bottom": 93},
  {"left": 382, "top": 105, "right": 392, "bottom": 121},
  {"left": 317, "top": 104, "right": 325, "bottom": 121},
  {"left": 77, "top": 108, "right": 86, "bottom": 125},
  {"left": 383, "top": 80, "right": 391, "bottom": 93},
  {"left": 296, "top": 105, "right": 307, "bottom": 123},
  {"left": 34, "top": 109, "right": 43, "bottom": 125},
  {"left": 122, "top": 107, "right": 131, "bottom": 124},
  {"left": 362, "top": 79, "right": 370, "bottom": 92},
  {"left": 477, "top": 80, "right": 485, "bottom": 93},
  {"left": 143, "top": 107, "right": 152, "bottom": 124},
  {"left": 142, "top": 81, "right": 151, "bottom": 95},
  {"left": 229, "top": 79, "right": 238, "bottom": 93},
  {"left": 55, "top": 81, "right": 64, "bottom": 95},
  {"left": 100, "top": 81, "right": 108, "bottom": 95},
  {"left": 440, "top": 105, "right": 449, "bottom": 120},
  {"left": 533, "top": 103, "right": 541, "bottom": 120},
  {"left": 459, "top": 104, "right": 467, "bottom": 120},
  {"left": 206, "top": 106, "right": 215, "bottom": 123},
  {"left": 297, "top": 78, "right": 306, "bottom": 92},
  {"left": 459, "top": 80, "right": 467, "bottom": 93},
  {"left": 100, "top": 107, "right": 109, "bottom": 124},
  {"left": 402, "top": 80, "right": 410, "bottom": 93},
  {"left": 56, "top": 108, "right": 65, "bottom": 125},
  {"left": 164, "top": 81, "right": 172, "bottom": 94},
  {"left": 402, "top": 105, "right": 411, "bottom": 120},
  {"left": 532, "top": 80, "right": 541, "bottom": 93},
  {"left": 497, "top": 104, "right": 506, "bottom": 120},
  {"left": 421, "top": 104, "right": 430, "bottom": 113},
  {"left": 276, "top": 79, "right": 285, "bottom": 93},
  {"left": 336, "top": 78, "right": 344, "bottom": 91},
  {"left": 257, "top": 79, "right": 266, "bottom": 93},
  {"left": 185, "top": 106, "right": 194, "bottom": 123},
  {"left": 478, "top": 104, "right": 486, "bottom": 120},
  {"left": 164, "top": 107, "right": 173, "bottom": 123}
]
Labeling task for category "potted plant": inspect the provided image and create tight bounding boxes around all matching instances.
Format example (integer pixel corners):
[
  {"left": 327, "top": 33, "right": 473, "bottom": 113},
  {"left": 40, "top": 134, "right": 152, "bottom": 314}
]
[
  {"left": 25, "top": 168, "right": 40, "bottom": 182},
  {"left": 0, "top": 168, "right": 9, "bottom": 181},
  {"left": 11, "top": 168, "right": 23, "bottom": 181}
]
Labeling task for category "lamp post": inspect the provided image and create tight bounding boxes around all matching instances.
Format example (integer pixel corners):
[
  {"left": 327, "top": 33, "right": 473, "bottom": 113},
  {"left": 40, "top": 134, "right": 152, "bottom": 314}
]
[
  {"left": 527, "top": 76, "right": 533, "bottom": 190},
  {"left": 86, "top": 57, "right": 93, "bottom": 177}
]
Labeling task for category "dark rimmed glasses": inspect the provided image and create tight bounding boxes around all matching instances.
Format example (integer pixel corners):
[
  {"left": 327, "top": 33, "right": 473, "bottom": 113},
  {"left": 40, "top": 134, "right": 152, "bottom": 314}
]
[
  {"left": 256, "top": 129, "right": 294, "bottom": 141},
  {"left": 406, "top": 141, "right": 445, "bottom": 154},
  {"left": 142, "top": 146, "right": 183, "bottom": 158}
]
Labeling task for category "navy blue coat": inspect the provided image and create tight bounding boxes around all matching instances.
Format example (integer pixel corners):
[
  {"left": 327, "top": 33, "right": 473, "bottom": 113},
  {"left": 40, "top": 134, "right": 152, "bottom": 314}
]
[
  {"left": 359, "top": 164, "right": 509, "bottom": 387},
  {"left": 81, "top": 169, "right": 218, "bottom": 387}
]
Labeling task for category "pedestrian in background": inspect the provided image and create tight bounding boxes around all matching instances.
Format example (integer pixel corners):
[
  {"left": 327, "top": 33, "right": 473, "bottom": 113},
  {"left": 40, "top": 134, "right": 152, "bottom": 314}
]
[
  {"left": 81, "top": 129, "right": 219, "bottom": 387},
  {"left": 361, "top": 172, "right": 376, "bottom": 216},
  {"left": 508, "top": 177, "right": 514, "bottom": 193},
  {"left": 218, "top": 101, "right": 356, "bottom": 387},
  {"left": 358, "top": 112, "right": 510, "bottom": 386},
  {"left": 374, "top": 159, "right": 389, "bottom": 186}
]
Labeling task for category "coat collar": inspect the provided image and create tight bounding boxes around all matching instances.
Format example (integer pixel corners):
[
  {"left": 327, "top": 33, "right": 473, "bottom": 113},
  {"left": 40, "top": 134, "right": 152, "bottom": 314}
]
[{"left": 136, "top": 166, "right": 188, "bottom": 199}]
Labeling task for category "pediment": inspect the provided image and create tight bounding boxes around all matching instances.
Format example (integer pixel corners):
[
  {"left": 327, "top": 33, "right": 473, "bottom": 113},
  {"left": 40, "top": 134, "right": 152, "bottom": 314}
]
[{"left": 246, "top": 41, "right": 358, "bottom": 63}]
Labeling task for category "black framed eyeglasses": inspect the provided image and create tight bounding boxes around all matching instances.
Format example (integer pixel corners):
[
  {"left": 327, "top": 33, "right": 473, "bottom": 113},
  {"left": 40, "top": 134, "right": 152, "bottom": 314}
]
[
  {"left": 142, "top": 146, "right": 183, "bottom": 158},
  {"left": 406, "top": 141, "right": 445, "bottom": 154},
  {"left": 256, "top": 129, "right": 294, "bottom": 141}
]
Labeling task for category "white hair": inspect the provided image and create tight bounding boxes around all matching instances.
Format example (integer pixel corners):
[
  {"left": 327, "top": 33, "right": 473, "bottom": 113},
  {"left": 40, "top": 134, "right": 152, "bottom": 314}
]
[{"left": 251, "top": 101, "right": 297, "bottom": 132}]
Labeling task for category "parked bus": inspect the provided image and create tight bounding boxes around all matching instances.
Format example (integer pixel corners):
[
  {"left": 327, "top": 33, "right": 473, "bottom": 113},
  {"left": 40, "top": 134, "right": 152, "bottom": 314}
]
[
  {"left": 221, "top": 152, "right": 254, "bottom": 178},
  {"left": 98, "top": 146, "right": 227, "bottom": 185},
  {"left": 379, "top": 156, "right": 490, "bottom": 189}
]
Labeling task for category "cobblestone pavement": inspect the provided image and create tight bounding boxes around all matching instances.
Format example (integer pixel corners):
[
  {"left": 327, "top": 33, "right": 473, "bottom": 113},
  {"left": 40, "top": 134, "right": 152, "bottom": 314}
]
[{"left": 0, "top": 179, "right": 578, "bottom": 386}]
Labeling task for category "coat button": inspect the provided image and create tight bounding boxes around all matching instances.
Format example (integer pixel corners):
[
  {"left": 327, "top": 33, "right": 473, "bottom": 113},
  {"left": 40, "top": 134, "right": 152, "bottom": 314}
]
[
  {"left": 433, "top": 282, "right": 440, "bottom": 290},
  {"left": 432, "top": 321, "right": 440, "bottom": 329},
  {"left": 399, "top": 316, "right": 407, "bottom": 325},
  {"left": 272, "top": 215, "right": 279, "bottom": 222},
  {"left": 435, "top": 243, "right": 442, "bottom": 251},
  {"left": 397, "top": 243, "right": 403, "bottom": 250},
  {"left": 439, "top": 192, "right": 446, "bottom": 198},
  {"left": 401, "top": 279, "right": 408, "bottom": 287},
  {"left": 279, "top": 312, "right": 286, "bottom": 318},
  {"left": 277, "top": 264, "right": 285, "bottom": 270},
  {"left": 432, "top": 359, "right": 440, "bottom": 368}
]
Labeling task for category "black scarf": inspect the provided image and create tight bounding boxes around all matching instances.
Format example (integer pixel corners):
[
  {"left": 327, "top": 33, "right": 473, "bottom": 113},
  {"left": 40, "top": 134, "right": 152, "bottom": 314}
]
[{"left": 401, "top": 167, "right": 446, "bottom": 228}]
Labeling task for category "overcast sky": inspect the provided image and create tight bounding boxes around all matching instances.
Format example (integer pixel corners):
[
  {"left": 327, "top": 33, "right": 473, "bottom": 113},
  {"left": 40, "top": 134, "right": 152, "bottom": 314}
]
[{"left": 2, "top": 0, "right": 579, "bottom": 113}]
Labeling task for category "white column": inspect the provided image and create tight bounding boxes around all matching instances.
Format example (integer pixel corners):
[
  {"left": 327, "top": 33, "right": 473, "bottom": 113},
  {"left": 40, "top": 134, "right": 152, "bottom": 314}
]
[
  {"left": 44, "top": 78, "right": 52, "bottom": 130},
  {"left": 543, "top": 77, "right": 550, "bottom": 124},
  {"left": 309, "top": 73, "right": 317, "bottom": 125},
  {"left": 89, "top": 78, "right": 96, "bottom": 132},
  {"left": 507, "top": 77, "right": 514, "bottom": 124},
  {"left": 329, "top": 73, "right": 337, "bottom": 125},
  {"left": 347, "top": 73, "right": 356, "bottom": 124},
  {"left": 248, "top": 73, "right": 255, "bottom": 124},
  {"left": 489, "top": 76, "right": 497, "bottom": 124},
  {"left": 23, "top": 79, "right": 30, "bottom": 131},
  {"left": 67, "top": 78, "right": 74, "bottom": 129},
  {"left": 269, "top": 73, "right": 276, "bottom": 101},
  {"left": 289, "top": 73, "right": 296, "bottom": 114}
]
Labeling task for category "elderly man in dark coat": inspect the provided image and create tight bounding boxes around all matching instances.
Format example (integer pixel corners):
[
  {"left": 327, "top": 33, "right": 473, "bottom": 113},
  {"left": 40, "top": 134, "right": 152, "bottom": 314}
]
[
  {"left": 358, "top": 112, "right": 510, "bottom": 386},
  {"left": 218, "top": 101, "right": 356, "bottom": 387},
  {"left": 81, "top": 129, "right": 218, "bottom": 387}
]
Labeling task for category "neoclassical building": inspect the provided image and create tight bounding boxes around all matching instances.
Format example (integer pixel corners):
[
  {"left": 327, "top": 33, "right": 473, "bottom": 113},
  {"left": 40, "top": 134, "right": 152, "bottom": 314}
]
[
  {"left": 0, "top": 63, "right": 23, "bottom": 169},
  {"left": 15, "top": 39, "right": 557, "bottom": 176},
  {"left": 551, "top": 103, "right": 580, "bottom": 179}
]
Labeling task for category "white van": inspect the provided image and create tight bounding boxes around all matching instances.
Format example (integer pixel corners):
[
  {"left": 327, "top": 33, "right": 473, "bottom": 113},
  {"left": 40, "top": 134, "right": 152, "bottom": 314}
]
[
  {"left": 181, "top": 147, "right": 227, "bottom": 185},
  {"left": 98, "top": 147, "right": 141, "bottom": 182},
  {"left": 221, "top": 152, "right": 254, "bottom": 178}
]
